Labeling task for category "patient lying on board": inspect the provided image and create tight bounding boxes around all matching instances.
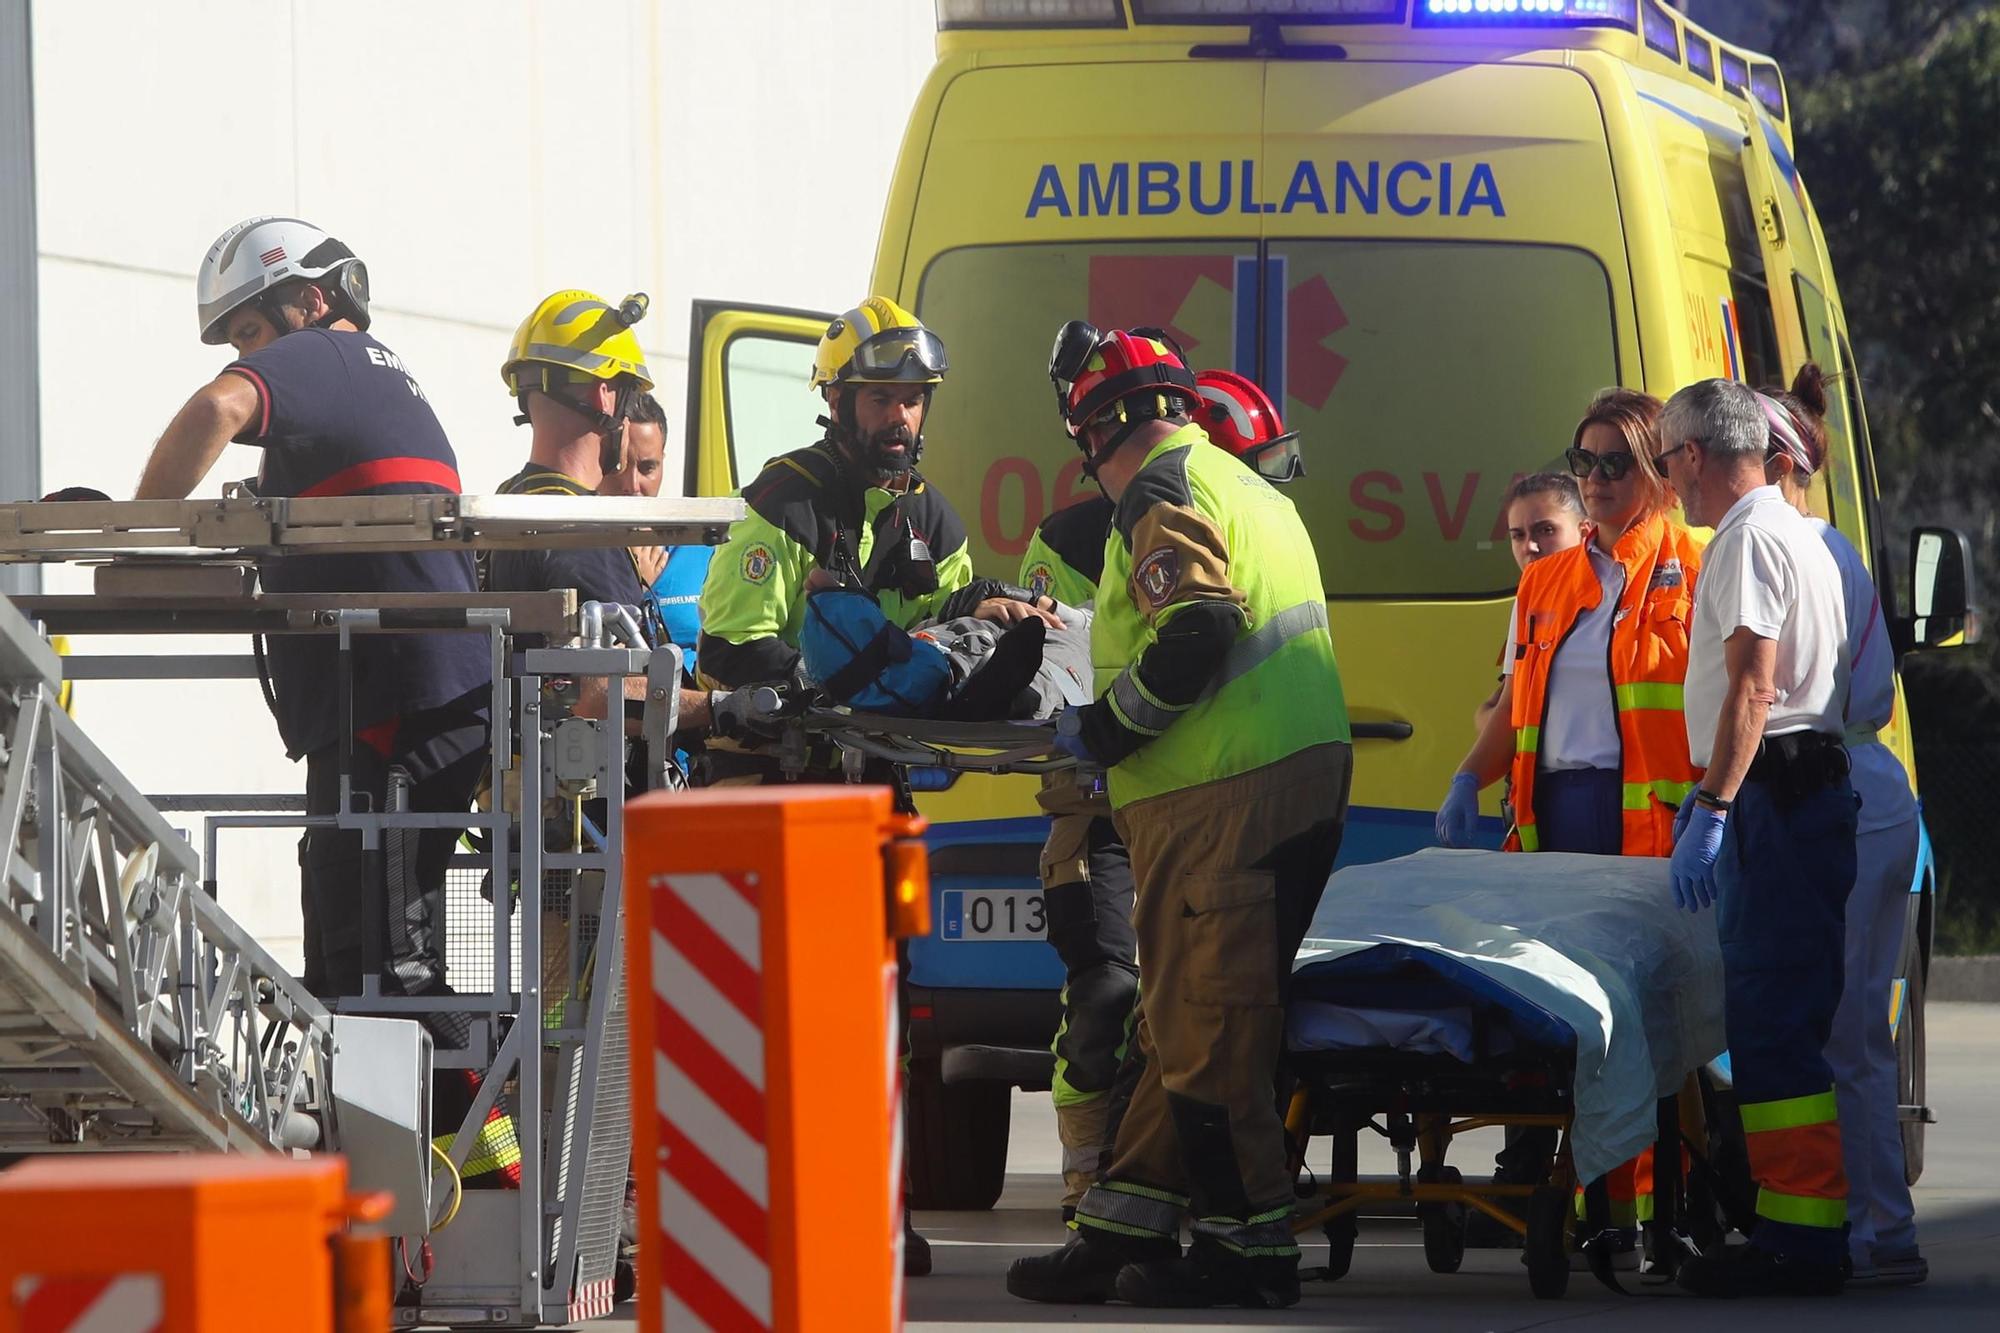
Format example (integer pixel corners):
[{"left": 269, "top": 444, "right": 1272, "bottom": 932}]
[{"left": 798, "top": 580, "right": 1092, "bottom": 722}]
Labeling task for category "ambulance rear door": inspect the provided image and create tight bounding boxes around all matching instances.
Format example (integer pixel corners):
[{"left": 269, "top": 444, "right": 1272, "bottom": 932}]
[
  {"left": 1627, "top": 63, "right": 1785, "bottom": 391},
  {"left": 682, "top": 301, "right": 832, "bottom": 497},
  {"left": 1259, "top": 56, "right": 1637, "bottom": 859}
]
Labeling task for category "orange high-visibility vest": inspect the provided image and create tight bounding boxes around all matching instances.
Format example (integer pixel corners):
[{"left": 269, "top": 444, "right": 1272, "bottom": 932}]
[{"left": 1506, "top": 514, "right": 1705, "bottom": 855}]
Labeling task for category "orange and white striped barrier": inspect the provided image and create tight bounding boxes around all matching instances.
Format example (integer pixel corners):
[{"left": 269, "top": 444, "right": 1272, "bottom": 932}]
[
  {"left": 626, "top": 787, "right": 928, "bottom": 1333},
  {"left": 12, "top": 1274, "right": 162, "bottom": 1333},
  {"left": 0, "top": 1155, "right": 389, "bottom": 1333}
]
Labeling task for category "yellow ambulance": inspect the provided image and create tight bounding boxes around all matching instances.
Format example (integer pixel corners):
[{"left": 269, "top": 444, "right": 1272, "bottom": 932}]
[{"left": 684, "top": 0, "right": 1972, "bottom": 1204}]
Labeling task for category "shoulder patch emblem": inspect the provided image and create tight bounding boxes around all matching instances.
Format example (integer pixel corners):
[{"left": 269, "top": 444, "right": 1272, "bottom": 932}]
[
  {"left": 1134, "top": 547, "right": 1181, "bottom": 608},
  {"left": 741, "top": 543, "right": 775, "bottom": 584},
  {"left": 1023, "top": 560, "right": 1056, "bottom": 601}
]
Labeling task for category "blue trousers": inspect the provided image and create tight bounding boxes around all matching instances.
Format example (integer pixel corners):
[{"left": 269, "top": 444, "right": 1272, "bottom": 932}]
[
  {"left": 1533, "top": 767, "right": 1623, "bottom": 856},
  {"left": 1716, "top": 774, "right": 1859, "bottom": 1265}
]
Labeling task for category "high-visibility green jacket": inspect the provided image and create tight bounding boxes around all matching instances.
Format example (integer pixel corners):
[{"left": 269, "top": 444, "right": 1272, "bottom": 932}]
[
  {"left": 1081, "top": 423, "right": 1349, "bottom": 807},
  {"left": 697, "top": 441, "right": 973, "bottom": 688},
  {"left": 1020, "top": 493, "right": 1114, "bottom": 610}
]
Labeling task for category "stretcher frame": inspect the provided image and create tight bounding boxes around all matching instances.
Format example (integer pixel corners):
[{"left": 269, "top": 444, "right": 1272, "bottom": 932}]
[
  {"left": 1281, "top": 1042, "right": 1722, "bottom": 1300},
  {"left": 777, "top": 708, "right": 1073, "bottom": 777},
  {"left": 1280, "top": 1037, "right": 1586, "bottom": 1299}
]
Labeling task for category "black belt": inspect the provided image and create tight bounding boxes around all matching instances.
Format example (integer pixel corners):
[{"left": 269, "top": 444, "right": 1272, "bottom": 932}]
[{"left": 1743, "top": 730, "right": 1849, "bottom": 801}]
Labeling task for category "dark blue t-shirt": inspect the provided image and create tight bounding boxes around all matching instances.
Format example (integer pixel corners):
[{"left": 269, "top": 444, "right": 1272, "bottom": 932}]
[
  {"left": 484, "top": 465, "right": 658, "bottom": 650},
  {"left": 227, "top": 328, "right": 492, "bottom": 758}
]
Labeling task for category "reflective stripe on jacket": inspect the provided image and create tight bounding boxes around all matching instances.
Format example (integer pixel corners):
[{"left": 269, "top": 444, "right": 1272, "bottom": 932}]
[
  {"left": 1092, "top": 424, "right": 1349, "bottom": 807},
  {"left": 696, "top": 441, "right": 973, "bottom": 688},
  {"left": 1506, "top": 513, "right": 1704, "bottom": 855}
]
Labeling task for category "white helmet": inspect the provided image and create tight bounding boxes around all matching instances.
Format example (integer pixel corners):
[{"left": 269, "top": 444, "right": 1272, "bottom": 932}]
[{"left": 195, "top": 216, "right": 371, "bottom": 345}]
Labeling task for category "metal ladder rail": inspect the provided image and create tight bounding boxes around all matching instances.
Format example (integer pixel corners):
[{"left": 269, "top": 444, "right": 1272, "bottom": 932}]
[{"left": 1, "top": 617, "right": 336, "bottom": 1154}]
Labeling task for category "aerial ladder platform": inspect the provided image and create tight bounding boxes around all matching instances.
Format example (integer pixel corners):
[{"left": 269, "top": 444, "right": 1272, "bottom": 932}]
[
  {"left": 0, "top": 491, "right": 741, "bottom": 1327},
  {"left": 0, "top": 596, "right": 330, "bottom": 1155}
]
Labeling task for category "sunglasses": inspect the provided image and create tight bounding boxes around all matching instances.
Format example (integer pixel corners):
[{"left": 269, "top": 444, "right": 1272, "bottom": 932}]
[
  {"left": 1565, "top": 447, "right": 1639, "bottom": 482},
  {"left": 1654, "top": 441, "right": 1691, "bottom": 468}
]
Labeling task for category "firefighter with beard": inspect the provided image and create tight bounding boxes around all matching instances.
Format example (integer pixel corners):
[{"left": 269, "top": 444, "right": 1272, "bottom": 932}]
[
  {"left": 697, "top": 297, "right": 1054, "bottom": 697},
  {"left": 695, "top": 297, "right": 1052, "bottom": 1279}
]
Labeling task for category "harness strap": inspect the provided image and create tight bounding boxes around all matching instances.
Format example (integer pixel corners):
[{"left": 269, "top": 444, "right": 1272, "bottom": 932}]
[
  {"left": 297, "top": 456, "right": 462, "bottom": 497},
  {"left": 1108, "top": 600, "right": 1327, "bottom": 736}
]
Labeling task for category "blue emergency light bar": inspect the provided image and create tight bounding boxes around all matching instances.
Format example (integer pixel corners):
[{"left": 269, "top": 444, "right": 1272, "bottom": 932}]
[{"left": 1415, "top": 0, "right": 1635, "bottom": 28}]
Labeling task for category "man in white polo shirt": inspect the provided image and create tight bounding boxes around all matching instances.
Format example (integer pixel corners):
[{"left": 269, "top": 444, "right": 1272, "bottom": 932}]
[{"left": 1652, "top": 378, "right": 1857, "bottom": 1298}]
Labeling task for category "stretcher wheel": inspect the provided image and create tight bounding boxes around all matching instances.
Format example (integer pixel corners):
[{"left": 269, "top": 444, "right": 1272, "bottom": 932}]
[
  {"left": 1320, "top": 1216, "right": 1356, "bottom": 1281},
  {"left": 1417, "top": 1166, "right": 1466, "bottom": 1274},
  {"left": 1523, "top": 1185, "right": 1571, "bottom": 1299},
  {"left": 1316, "top": 1118, "right": 1360, "bottom": 1281}
]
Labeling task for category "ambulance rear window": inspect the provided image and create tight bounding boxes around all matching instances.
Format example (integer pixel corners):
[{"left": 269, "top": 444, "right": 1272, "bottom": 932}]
[
  {"left": 1265, "top": 239, "right": 1618, "bottom": 598},
  {"left": 915, "top": 239, "right": 1618, "bottom": 600}
]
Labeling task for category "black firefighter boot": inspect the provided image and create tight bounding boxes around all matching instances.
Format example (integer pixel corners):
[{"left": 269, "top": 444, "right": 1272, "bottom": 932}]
[
  {"left": 1007, "top": 1226, "right": 1179, "bottom": 1304},
  {"left": 904, "top": 1209, "right": 931, "bottom": 1278},
  {"left": 1115, "top": 1235, "right": 1302, "bottom": 1310}
]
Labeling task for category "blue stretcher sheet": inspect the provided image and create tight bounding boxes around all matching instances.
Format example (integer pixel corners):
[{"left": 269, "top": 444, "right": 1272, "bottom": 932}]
[{"left": 1289, "top": 848, "right": 1726, "bottom": 1182}]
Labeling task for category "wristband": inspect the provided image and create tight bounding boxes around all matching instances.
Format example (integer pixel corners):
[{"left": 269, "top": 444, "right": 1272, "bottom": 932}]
[{"left": 1694, "top": 788, "right": 1732, "bottom": 813}]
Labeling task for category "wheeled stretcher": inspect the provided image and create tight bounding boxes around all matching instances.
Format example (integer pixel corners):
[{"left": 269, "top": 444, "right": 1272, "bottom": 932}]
[
  {"left": 740, "top": 710, "right": 1747, "bottom": 1298},
  {"left": 712, "top": 695, "right": 1073, "bottom": 780},
  {"left": 1281, "top": 848, "right": 1735, "bottom": 1298}
]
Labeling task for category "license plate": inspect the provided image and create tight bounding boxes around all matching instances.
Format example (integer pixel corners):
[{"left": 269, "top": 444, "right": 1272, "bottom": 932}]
[{"left": 939, "top": 889, "right": 1047, "bottom": 942}]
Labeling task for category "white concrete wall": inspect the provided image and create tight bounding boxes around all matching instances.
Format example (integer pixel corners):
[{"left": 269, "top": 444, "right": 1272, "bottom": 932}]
[{"left": 32, "top": 0, "right": 935, "bottom": 965}]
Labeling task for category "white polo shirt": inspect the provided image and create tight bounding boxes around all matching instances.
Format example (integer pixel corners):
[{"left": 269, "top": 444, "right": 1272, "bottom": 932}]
[{"left": 1684, "top": 486, "right": 1850, "bottom": 768}]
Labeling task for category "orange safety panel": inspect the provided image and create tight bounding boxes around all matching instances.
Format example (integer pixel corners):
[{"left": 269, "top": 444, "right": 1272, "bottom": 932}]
[{"left": 0, "top": 1154, "right": 380, "bottom": 1333}]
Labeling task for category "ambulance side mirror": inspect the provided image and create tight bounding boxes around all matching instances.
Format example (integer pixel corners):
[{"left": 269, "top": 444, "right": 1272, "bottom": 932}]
[{"left": 1905, "top": 526, "right": 1975, "bottom": 651}]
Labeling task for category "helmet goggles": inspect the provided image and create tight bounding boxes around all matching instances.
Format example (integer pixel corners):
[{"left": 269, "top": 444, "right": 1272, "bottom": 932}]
[
  {"left": 1048, "top": 318, "right": 1102, "bottom": 402},
  {"left": 1049, "top": 321, "right": 1197, "bottom": 438},
  {"left": 847, "top": 326, "right": 950, "bottom": 383},
  {"left": 1249, "top": 432, "right": 1305, "bottom": 483}
]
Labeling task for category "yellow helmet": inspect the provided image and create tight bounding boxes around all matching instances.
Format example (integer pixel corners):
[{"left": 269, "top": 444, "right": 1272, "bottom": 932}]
[
  {"left": 502, "top": 290, "right": 653, "bottom": 397},
  {"left": 809, "top": 297, "right": 948, "bottom": 393}
]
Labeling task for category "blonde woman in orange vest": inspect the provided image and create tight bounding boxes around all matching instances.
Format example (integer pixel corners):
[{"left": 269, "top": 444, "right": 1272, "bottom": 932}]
[{"left": 1436, "top": 388, "right": 1704, "bottom": 1265}]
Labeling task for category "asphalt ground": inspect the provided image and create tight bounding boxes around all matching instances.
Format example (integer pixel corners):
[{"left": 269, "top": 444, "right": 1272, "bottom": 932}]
[{"left": 599, "top": 1002, "right": 1999, "bottom": 1331}]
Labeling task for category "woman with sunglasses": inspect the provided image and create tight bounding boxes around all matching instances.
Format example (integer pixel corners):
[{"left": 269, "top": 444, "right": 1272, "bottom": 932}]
[
  {"left": 1436, "top": 387, "right": 1705, "bottom": 1260},
  {"left": 1439, "top": 388, "right": 1703, "bottom": 855},
  {"left": 1759, "top": 365, "right": 1926, "bottom": 1287}
]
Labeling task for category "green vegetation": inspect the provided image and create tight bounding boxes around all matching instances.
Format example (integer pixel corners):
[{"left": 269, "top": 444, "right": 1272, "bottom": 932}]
[{"left": 1694, "top": 2, "right": 2000, "bottom": 952}]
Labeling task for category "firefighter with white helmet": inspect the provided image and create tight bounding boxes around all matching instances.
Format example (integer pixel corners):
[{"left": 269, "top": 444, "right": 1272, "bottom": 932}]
[
  {"left": 194, "top": 215, "right": 375, "bottom": 352},
  {"left": 135, "top": 220, "right": 493, "bottom": 1156}
]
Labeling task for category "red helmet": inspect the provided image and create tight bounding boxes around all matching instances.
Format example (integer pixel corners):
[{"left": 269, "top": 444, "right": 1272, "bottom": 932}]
[
  {"left": 1048, "top": 321, "right": 1199, "bottom": 441},
  {"left": 1194, "top": 369, "right": 1304, "bottom": 483}
]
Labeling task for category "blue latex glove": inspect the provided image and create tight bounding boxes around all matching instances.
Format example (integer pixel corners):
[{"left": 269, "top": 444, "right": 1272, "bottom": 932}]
[
  {"left": 1669, "top": 805, "right": 1727, "bottom": 912},
  {"left": 1435, "top": 772, "right": 1480, "bottom": 848},
  {"left": 1051, "top": 704, "right": 1099, "bottom": 766},
  {"left": 1672, "top": 787, "right": 1700, "bottom": 842}
]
